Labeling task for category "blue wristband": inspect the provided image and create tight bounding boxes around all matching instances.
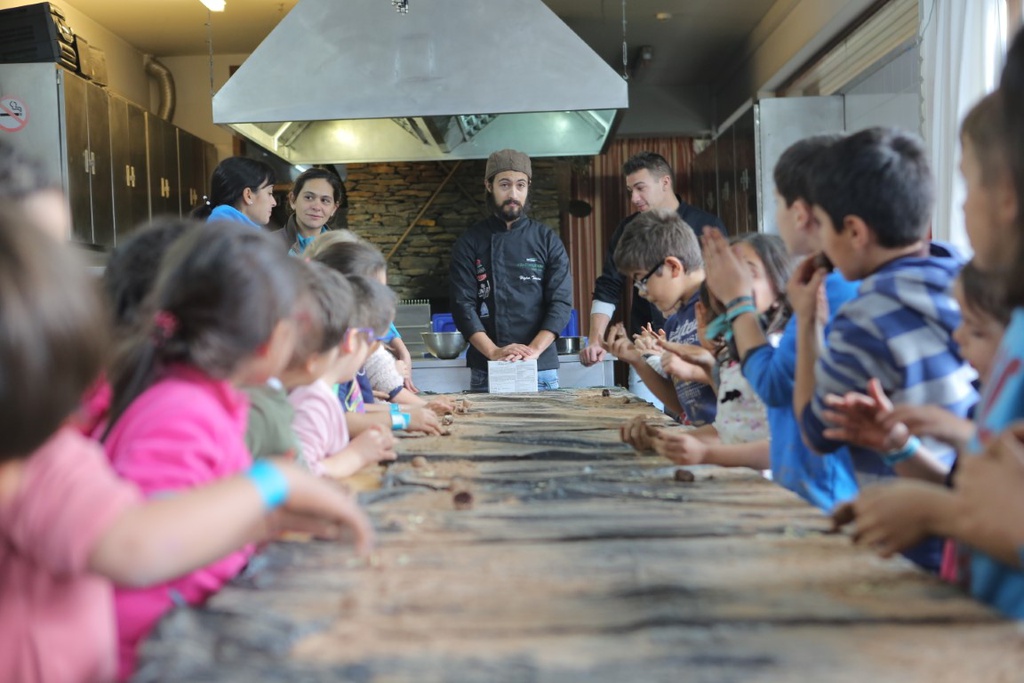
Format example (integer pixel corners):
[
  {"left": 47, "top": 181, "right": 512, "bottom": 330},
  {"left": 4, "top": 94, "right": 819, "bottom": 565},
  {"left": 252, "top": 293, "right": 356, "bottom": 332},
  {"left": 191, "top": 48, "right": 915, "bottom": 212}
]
[
  {"left": 391, "top": 412, "right": 411, "bottom": 430},
  {"left": 881, "top": 435, "right": 921, "bottom": 467},
  {"left": 725, "top": 295, "right": 753, "bottom": 310},
  {"left": 246, "top": 460, "right": 289, "bottom": 510},
  {"left": 389, "top": 402, "right": 402, "bottom": 414},
  {"left": 726, "top": 304, "right": 757, "bottom": 322}
]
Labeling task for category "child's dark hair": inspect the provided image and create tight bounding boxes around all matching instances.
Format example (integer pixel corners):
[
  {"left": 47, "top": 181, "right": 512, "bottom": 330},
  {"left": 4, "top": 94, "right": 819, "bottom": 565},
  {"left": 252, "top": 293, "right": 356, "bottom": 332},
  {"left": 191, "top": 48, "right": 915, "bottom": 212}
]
[
  {"left": 614, "top": 209, "right": 703, "bottom": 274},
  {"left": 289, "top": 261, "right": 354, "bottom": 366},
  {"left": 311, "top": 239, "right": 387, "bottom": 280},
  {"left": 0, "top": 204, "right": 108, "bottom": 459},
  {"left": 191, "top": 156, "right": 276, "bottom": 220},
  {"left": 959, "top": 261, "right": 1011, "bottom": 327},
  {"left": 622, "top": 151, "right": 674, "bottom": 184},
  {"left": 104, "top": 221, "right": 302, "bottom": 438},
  {"left": 809, "top": 127, "right": 934, "bottom": 248},
  {"left": 103, "top": 217, "right": 192, "bottom": 332},
  {"left": 961, "top": 92, "right": 1010, "bottom": 188},
  {"left": 773, "top": 135, "right": 841, "bottom": 207},
  {"left": 347, "top": 275, "right": 397, "bottom": 338}
]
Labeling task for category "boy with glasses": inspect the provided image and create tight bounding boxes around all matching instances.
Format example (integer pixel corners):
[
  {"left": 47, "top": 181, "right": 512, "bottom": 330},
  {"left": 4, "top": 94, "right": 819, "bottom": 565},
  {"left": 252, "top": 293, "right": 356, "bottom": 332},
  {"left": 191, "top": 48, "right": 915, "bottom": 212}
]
[{"left": 604, "top": 209, "right": 715, "bottom": 425}]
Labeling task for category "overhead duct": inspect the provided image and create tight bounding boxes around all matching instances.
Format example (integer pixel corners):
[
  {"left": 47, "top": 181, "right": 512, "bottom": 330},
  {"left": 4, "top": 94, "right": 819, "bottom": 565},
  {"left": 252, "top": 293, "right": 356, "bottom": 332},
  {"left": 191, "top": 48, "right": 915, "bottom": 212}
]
[
  {"left": 145, "top": 55, "right": 175, "bottom": 122},
  {"left": 212, "top": 0, "right": 628, "bottom": 164}
]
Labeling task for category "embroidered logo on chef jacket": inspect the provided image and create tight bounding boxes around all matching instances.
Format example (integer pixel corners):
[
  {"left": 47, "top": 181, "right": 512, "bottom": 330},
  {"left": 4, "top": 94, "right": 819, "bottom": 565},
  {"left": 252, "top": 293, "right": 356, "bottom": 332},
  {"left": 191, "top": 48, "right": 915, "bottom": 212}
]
[
  {"left": 475, "top": 259, "right": 491, "bottom": 301},
  {"left": 517, "top": 256, "right": 544, "bottom": 282}
]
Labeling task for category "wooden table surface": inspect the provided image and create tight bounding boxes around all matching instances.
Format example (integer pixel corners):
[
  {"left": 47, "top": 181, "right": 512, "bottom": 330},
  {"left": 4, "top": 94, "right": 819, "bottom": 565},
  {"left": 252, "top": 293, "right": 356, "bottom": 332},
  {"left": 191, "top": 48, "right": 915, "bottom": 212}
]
[{"left": 134, "top": 388, "right": 1024, "bottom": 682}]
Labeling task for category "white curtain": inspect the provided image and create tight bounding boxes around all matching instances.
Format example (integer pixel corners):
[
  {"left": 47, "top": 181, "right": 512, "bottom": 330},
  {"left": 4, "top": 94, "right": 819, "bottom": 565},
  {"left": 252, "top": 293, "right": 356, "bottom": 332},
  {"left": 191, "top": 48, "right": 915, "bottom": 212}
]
[{"left": 921, "top": 0, "right": 1007, "bottom": 252}]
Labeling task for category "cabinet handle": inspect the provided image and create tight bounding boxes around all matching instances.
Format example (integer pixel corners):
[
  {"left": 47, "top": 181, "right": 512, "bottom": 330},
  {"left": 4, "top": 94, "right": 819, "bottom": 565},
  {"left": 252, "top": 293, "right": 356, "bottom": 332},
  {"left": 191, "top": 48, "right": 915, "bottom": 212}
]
[
  {"left": 90, "top": 151, "right": 96, "bottom": 176},
  {"left": 130, "top": 166, "right": 136, "bottom": 188},
  {"left": 125, "top": 164, "right": 132, "bottom": 187},
  {"left": 83, "top": 149, "right": 90, "bottom": 174}
]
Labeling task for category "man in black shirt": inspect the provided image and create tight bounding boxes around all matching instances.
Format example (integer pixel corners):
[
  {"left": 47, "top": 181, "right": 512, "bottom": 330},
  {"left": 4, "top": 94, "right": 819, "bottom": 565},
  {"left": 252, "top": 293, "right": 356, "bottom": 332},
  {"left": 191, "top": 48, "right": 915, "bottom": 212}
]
[{"left": 581, "top": 151, "right": 725, "bottom": 403}]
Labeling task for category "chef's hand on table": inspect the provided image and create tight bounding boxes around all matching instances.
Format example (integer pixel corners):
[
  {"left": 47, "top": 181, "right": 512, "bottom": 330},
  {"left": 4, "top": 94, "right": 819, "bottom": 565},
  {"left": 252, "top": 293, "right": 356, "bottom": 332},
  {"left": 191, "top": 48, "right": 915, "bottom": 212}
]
[{"left": 490, "top": 343, "right": 534, "bottom": 362}]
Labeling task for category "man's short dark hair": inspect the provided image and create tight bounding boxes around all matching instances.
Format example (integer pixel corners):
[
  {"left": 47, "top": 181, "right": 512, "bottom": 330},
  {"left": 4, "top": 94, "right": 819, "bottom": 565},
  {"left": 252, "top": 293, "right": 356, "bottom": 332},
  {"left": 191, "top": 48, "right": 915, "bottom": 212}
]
[
  {"left": 773, "top": 135, "right": 841, "bottom": 207},
  {"left": 622, "top": 151, "right": 674, "bottom": 186},
  {"left": 808, "top": 127, "right": 934, "bottom": 248},
  {"left": 614, "top": 209, "right": 703, "bottom": 275}
]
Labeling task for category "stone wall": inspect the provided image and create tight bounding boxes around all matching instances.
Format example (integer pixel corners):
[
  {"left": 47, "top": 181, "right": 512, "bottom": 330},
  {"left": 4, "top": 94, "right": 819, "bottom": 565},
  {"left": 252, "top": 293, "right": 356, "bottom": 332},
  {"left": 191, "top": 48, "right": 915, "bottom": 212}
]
[{"left": 343, "top": 159, "right": 563, "bottom": 304}]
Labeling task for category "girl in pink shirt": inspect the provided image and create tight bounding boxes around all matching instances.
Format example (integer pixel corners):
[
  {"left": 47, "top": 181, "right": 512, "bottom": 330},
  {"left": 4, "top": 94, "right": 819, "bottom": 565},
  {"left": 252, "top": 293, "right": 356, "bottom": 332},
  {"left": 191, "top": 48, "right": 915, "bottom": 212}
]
[
  {"left": 0, "top": 210, "right": 374, "bottom": 683},
  {"left": 98, "top": 222, "right": 374, "bottom": 680}
]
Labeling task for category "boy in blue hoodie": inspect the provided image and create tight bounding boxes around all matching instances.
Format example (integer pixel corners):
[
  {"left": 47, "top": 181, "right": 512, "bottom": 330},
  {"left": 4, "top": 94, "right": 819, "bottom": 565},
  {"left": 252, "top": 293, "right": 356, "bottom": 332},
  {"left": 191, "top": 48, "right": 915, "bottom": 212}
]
[
  {"left": 701, "top": 136, "right": 860, "bottom": 513},
  {"left": 790, "top": 127, "right": 978, "bottom": 572}
]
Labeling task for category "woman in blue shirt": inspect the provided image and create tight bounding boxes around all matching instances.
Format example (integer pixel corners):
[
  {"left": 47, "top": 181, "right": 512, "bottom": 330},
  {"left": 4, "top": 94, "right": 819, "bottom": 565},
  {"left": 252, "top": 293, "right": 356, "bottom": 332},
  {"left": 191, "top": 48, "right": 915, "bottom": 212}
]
[{"left": 191, "top": 156, "right": 276, "bottom": 228}]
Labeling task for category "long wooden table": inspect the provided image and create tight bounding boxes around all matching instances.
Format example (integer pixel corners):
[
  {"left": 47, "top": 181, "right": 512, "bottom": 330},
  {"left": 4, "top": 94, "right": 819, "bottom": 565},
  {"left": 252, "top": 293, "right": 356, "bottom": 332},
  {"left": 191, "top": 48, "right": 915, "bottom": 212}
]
[{"left": 134, "top": 388, "right": 1024, "bottom": 682}]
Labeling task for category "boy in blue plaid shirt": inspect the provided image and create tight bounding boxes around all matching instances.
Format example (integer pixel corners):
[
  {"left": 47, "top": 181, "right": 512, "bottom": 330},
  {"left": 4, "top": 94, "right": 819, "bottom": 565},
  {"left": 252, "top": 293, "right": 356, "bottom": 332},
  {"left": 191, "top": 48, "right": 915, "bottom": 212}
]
[{"left": 790, "top": 127, "right": 977, "bottom": 572}]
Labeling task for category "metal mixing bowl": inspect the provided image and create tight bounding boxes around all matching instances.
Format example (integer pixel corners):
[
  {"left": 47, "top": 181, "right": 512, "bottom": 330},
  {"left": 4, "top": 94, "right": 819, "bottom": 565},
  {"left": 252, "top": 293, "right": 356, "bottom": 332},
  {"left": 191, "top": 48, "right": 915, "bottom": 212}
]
[
  {"left": 555, "top": 336, "right": 585, "bottom": 355},
  {"left": 421, "top": 331, "right": 469, "bottom": 359}
]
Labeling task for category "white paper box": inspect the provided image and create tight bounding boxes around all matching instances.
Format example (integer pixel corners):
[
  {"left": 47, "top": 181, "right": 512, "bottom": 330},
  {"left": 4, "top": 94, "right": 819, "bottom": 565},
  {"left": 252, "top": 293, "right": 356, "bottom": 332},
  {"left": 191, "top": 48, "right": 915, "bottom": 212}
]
[{"left": 487, "top": 360, "right": 538, "bottom": 393}]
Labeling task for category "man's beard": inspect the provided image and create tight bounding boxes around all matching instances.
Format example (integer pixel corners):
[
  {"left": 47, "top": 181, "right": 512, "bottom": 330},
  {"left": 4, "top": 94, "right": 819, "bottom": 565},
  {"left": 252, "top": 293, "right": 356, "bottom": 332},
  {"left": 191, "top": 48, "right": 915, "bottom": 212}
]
[{"left": 498, "top": 199, "right": 523, "bottom": 221}]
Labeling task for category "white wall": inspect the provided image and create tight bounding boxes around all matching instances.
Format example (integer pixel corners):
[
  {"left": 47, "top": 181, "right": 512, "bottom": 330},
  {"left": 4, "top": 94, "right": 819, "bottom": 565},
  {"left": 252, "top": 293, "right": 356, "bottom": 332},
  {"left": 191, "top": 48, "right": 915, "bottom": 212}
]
[
  {"left": 158, "top": 53, "right": 250, "bottom": 161},
  {"left": 0, "top": 0, "right": 150, "bottom": 107},
  {"left": 842, "top": 47, "right": 922, "bottom": 136}
]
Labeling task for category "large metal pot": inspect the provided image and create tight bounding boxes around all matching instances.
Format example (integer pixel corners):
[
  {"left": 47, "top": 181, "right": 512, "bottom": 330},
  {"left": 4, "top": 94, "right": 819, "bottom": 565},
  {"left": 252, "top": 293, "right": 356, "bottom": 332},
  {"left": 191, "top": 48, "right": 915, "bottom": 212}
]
[
  {"left": 421, "top": 331, "right": 469, "bottom": 359},
  {"left": 554, "top": 336, "right": 585, "bottom": 355}
]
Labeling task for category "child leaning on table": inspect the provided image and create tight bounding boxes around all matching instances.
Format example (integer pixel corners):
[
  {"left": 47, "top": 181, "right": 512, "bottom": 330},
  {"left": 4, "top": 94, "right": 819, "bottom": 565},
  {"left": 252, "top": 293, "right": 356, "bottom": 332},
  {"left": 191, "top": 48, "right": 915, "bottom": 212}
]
[
  {"left": 285, "top": 263, "right": 396, "bottom": 478},
  {"left": 603, "top": 208, "right": 716, "bottom": 426},
  {"left": 790, "top": 127, "right": 977, "bottom": 572},
  {"left": 309, "top": 237, "right": 446, "bottom": 434},
  {"left": 828, "top": 78, "right": 1024, "bottom": 617},
  {"left": 0, "top": 209, "right": 373, "bottom": 683},
  {"left": 98, "top": 222, "right": 375, "bottom": 680},
  {"left": 698, "top": 135, "right": 860, "bottom": 513},
  {"left": 645, "top": 233, "right": 793, "bottom": 472}
]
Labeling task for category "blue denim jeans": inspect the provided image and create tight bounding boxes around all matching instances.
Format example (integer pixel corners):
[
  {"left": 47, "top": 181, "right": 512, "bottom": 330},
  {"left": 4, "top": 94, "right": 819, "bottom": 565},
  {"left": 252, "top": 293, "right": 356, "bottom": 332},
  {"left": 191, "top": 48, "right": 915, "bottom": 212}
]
[{"left": 470, "top": 368, "right": 560, "bottom": 392}]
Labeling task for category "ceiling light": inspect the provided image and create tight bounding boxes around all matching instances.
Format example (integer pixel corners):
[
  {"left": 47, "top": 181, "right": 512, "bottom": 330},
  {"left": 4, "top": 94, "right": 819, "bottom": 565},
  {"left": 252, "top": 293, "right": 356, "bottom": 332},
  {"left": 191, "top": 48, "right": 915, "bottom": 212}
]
[
  {"left": 655, "top": 12, "right": 671, "bottom": 20},
  {"left": 200, "top": 0, "right": 226, "bottom": 12}
]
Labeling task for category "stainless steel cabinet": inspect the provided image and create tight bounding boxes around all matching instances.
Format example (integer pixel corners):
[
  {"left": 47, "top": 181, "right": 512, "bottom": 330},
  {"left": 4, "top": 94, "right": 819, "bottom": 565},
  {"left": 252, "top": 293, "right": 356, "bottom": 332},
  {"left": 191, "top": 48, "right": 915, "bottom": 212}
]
[
  {"left": 109, "top": 94, "right": 149, "bottom": 242},
  {"left": 146, "top": 112, "right": 179, "bottom": 218},
  {"left": 0, "top": 63, "right": 217, "bottom": 247}
]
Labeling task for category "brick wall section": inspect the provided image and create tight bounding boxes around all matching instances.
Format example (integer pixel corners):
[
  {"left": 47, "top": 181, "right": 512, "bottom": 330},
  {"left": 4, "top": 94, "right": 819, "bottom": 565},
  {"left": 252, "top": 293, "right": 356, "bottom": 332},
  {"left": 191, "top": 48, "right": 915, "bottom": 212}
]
[{"left": 343, "top": 158, "right": 563, "bottom": 303}]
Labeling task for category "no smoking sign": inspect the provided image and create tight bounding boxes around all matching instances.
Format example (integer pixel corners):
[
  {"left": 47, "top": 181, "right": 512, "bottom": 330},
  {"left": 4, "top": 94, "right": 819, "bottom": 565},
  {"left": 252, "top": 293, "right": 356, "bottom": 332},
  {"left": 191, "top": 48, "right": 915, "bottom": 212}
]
[{"left": 0, "top": 96, "right": 29, "bottom": 133}]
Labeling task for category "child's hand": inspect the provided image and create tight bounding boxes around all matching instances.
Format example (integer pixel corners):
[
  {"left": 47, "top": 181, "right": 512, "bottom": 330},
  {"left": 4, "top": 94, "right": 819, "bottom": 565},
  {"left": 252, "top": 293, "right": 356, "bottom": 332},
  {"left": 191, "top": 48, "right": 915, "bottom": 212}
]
[
  {"left": 651, "top": 427, "right": 709, "bottom": 465},
  {"left": 599, "top": 323, "right": 642, "bottom": 364},
  {"left": 351, "top": 426, "right": 397, "bottom": 467},
  {"left": 701, "top": 228, "right": 752, "bottom": 303},
  {"left": 632, "top": 324, "right": 663, "bottom": 355},
  {"left": 620, "top": 415, "right": 657, "bottom": 451},
  {"left": 787, "top": 254, "right": 829, "bottom": 323},
  {"left": 822, "top": 378, "right": 909, "bottom": 452},
  {"left": 655, "top": 339, "right": 712, "bottom": 382},
  {"left": 425, "top": 397, "right": 457, "bottom": 416},
  {"left": 278, "top": 462, "right": 376, "bottom": 555},
  {"left": 406, "top": 407, "right": 443, "bottom": 435},
  {"left": 890, "top": 404, "right": 973, "bottom": 448},
  {"left": 601, "top": 323, "right": 642, "bottom": 364},
  {"left": 831, "top": 480, "right": 952, "bottom": 558}
]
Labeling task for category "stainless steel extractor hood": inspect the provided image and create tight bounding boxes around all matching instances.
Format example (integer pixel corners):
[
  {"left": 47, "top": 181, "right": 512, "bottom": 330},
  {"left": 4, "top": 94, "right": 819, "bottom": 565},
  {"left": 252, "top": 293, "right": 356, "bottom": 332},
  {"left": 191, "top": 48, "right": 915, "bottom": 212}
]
[{"left": 212, "top": 0, "right": 628, "bottom": 164}]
